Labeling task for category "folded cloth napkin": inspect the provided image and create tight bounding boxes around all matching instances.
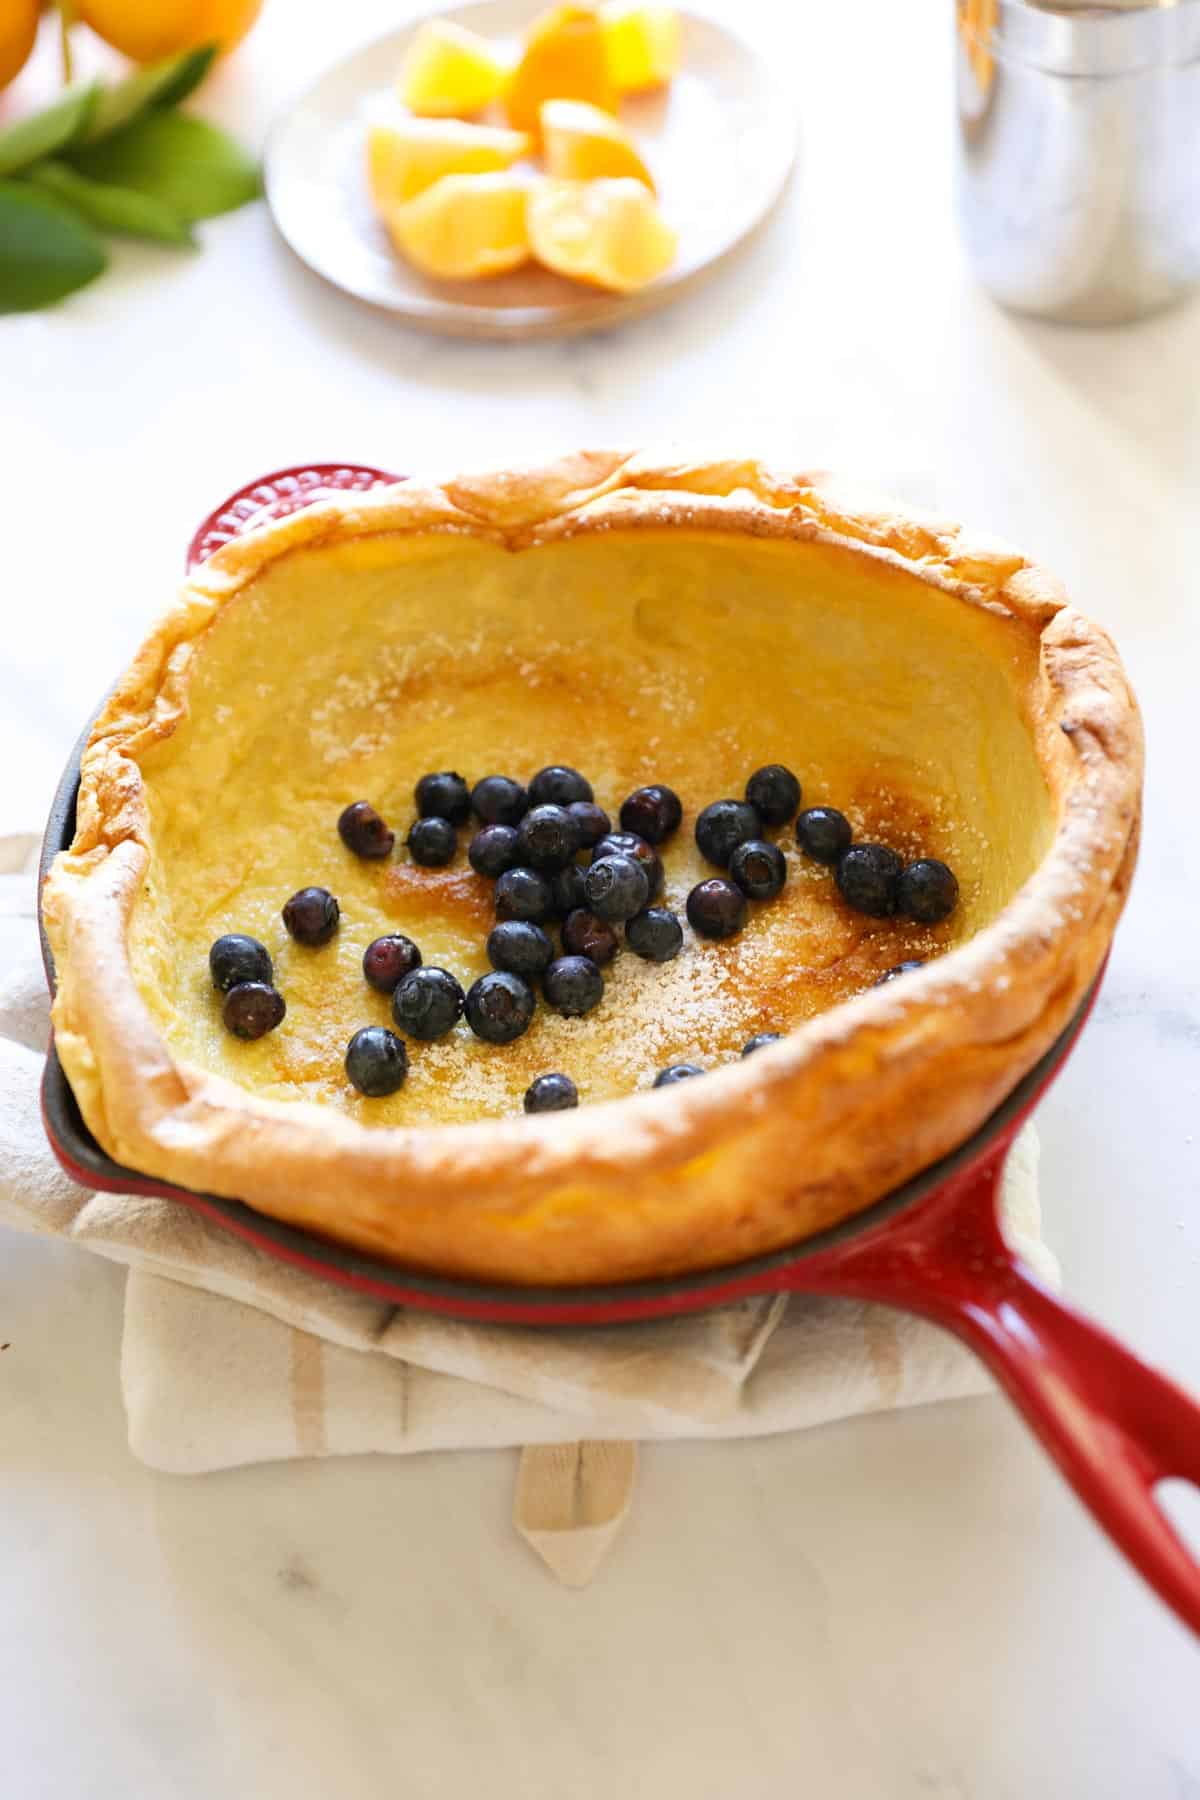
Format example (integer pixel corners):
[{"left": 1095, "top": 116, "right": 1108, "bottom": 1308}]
[{"left": 1, "top": 834, "right": 1057, "bottom": 1584}]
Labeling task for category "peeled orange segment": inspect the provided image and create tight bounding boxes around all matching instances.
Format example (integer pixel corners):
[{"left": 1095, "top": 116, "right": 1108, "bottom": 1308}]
[
  {"left": 383, "top": 172, "right": 532, "bottom": 280},
  {"left": 528, "top": 177, "right": 676, "bottom": 292},
  {"left": 398, "top": 18, "right": 511, "bottom": 117},
  {"left": 505, "top": 4, "right": 618, "bottom": 137},
  {"left": 600, "top": 2, "right": 681, "bottom": 92},
  {"left": 539, "top": 99, "right": 654, "bottom": 191},
  {"left": 367, "top": 117, "right": 531, "bottom": 211}
]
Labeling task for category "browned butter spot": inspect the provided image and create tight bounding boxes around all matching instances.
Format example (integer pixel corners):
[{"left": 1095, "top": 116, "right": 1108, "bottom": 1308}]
[{"left": 381, "top": 861, "right": 494, "bottom": 930}]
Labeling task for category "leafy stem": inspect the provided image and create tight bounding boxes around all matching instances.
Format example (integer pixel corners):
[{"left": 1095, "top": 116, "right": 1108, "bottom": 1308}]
[
  {"left": 58, "top": 2, "right": 77, "bottom": 88},
  {"left": 0, "top": 43, "right": 260, "bottom": 313}
]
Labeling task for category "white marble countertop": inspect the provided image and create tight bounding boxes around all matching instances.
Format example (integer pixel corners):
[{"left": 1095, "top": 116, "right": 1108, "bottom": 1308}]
[{"left": 3, "top": 1, "right": 1199, "bottom": 1793}]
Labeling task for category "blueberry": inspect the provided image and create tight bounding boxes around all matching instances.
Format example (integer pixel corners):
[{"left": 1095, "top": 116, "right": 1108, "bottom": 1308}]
[
  {"left": 625, "top": 907, "right": 683, "bottom": 963},
  {"left": 487, "top": 920, "right": 555, "bottom": 978},
  {"left": 567, "top": 800, "right": 611, "bottom": 849},
  {"left": 407, "top": 816, "right": 457, "bottom": 867},
  {"left": 874, "top": 960, "right": 925, "bottom": 987},
  {"left": 653, "top": 1063, "right": 704, "bottom": 1087},
  {"left": 543, "top": 955, "right": 604, "bottom": 1016},
  {"left": 392, "top": 967, "right": 465, "bottom": 1040},
  {"left": 619, "top": 785, "right": 682, "bottom": 845},
  {"left": 686, "top": 878, "right": 747, "bottom": 940},
  {"left": 283, "top": 887, "right": 339, "bottom": 946},
  {"left": 338, "top": 800, "right": 394, "bottom": 859},
  {"left": 362, "top": 934, "right": 422, "bottom": 993},
  {"left": 465, "top": 971, "right": 536, "bottom": 1044},
  {"left": 835, "top": 844, "right": 903, "bottom": 917},
  {"left": 897, "top": 859, "right": 959, "bottom": 924},
  {"left": 471, "top": 774, "right": 529, "bottom": 826},
  {"left": 796, "top": 807, "right": 852, "bottom": 866},
  {"left": 209, "top": 933, "right": 272, "bottom": 993},
  {"left": 516, "top": 804, "right": 580, "bottom": 872},
  {"left": 414, "top": 771, "right": 470, "bottom": 825},
  {"left": 222, "top": 982, "right": 285, "bottom": 1040},
  {"left": 745, "top": 764, "right": 801, "bottom": 826},
  {"left": 469, "top": 824, "right": 520, "bottom": 879},
  {"left": 729, "top": 838, "right": 787, "bottom": 901},
  {"left": 742, "top": 1032, "right": 783, "bottom": 1055},
  {"left": 529, "top": 765, "right": 593, "bottom": 806},
  {"left": 583, "top": 853, "right": 649, "bottom": 922},
  {"left": 345, "top": 1026, "right": 408, "bottom": 1096},
  {"left": 549, "top": 862, "right": 587, "bottom": 918},
  {"left": 524, "top": 1072, "right": 579, "bottom": 1114},
  {"left": 695, "top": 799, "right": 761, "bottom": 868},
  {"left": 562, "top": 908, "right": 619, "bottom": 965},
  {"left": 494, "top": 866, "right": 554, "bottom": 924},
  {"left": 591, "top": 831, "right": 663, "bottom": 900}
]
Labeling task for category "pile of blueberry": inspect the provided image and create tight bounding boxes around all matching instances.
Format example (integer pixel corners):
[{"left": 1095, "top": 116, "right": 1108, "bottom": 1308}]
[
  {"left": 689, "top": 769, "right": 959, "bottom": 932},
  {"left": 343, "top": 764, "right": 695, "bottom": 1109},
  {"left": 205, "top": 758, "right": 958, "bottom": 1112}
]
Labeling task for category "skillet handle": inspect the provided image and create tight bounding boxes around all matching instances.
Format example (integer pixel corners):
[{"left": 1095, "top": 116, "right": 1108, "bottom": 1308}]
[{"left": 833, "top": 1146, "right": 1200, "bottom": 1639}]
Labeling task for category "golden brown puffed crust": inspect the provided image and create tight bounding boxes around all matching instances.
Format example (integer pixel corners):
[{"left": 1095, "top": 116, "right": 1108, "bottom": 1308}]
[{"left": 42, "top": 452, "right": 1144, "bottom": 1286}]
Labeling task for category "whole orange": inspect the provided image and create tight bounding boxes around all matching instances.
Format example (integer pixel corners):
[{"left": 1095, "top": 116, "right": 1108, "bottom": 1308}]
[
  {"left": 0, "top": 0, "right": 40, "bottom": 92},
  {"left": 76, "top": 0, "right": 263, "bottom": 63}
]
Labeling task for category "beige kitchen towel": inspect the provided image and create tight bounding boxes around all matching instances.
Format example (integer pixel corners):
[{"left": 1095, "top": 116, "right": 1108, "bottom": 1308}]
[
  {"left": 514, "top": 1442, "right": 639, "bottom": 1589},
  {"left": 1, "top": 835, "right": 1056, "bottom": 1584}
]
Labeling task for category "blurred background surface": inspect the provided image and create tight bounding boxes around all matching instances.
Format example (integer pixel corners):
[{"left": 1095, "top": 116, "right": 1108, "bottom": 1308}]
[{"left": 2, "top": 4, "right": 1199, "bottom": 1795}]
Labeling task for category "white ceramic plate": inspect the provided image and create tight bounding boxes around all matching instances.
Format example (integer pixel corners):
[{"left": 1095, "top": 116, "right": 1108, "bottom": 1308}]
[{"left": 264, "top": 1, "right": 797, "bottom": 340}]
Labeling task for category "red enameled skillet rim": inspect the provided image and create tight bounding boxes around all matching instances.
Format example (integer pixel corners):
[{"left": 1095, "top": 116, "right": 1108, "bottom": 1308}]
[
  {"left": 34, "top": 452, "right": 1091, "bottom": 1324},
  {"left": 36, "top": 704, "right": 1096, "bottom": 1324}
]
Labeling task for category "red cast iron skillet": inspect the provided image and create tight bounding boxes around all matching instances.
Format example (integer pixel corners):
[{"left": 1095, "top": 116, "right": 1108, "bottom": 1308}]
[{"left": 38, "top": 465, "right": 1200, "bottom": 1638}]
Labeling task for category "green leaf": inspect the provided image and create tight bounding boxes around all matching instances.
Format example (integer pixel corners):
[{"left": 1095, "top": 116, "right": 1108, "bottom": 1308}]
[
  {"left": 66, "top": 111, "right": 261, "bottom": 222},
  {"left": 135, "top": 43, "right": 219, "bottom": 111},
  {"left": 84, "top": 46, "right": 218, "bottom": 143},
  {"left": 0, "top": 180, "right": 107, "bottom": 313},
  {"left": 29, "top": 161, "right": 195, "bottom": 246},
  {"left": 0, "top": 82, "right": 100, "bottom": 179}
]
